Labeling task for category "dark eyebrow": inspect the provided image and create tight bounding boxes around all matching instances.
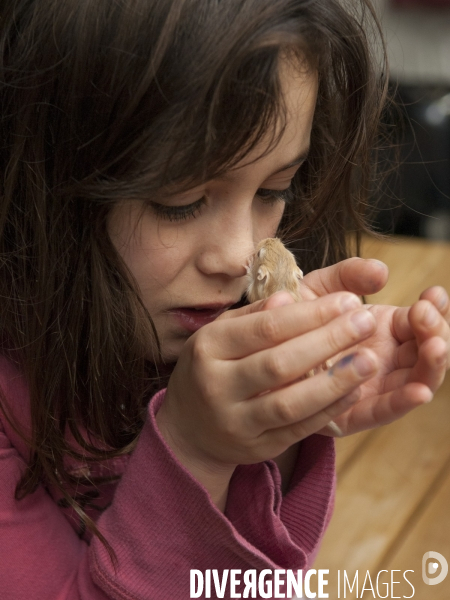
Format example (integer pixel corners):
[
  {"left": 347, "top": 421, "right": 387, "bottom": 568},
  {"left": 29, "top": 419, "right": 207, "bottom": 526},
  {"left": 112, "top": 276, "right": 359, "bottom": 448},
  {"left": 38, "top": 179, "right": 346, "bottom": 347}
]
[
  {"left": 272, "top": 148, "right": 310, "bottom": 173},
  {"left": 213, "top": 147, "right": 310, "bottom": 184}
]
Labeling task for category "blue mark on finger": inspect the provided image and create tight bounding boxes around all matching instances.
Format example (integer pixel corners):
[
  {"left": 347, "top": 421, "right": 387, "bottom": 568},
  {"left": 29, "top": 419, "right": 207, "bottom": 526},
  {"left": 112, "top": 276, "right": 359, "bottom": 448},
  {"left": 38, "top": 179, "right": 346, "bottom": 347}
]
[{"left": 328, "top": 353, "right": 355, "bottom": 376}]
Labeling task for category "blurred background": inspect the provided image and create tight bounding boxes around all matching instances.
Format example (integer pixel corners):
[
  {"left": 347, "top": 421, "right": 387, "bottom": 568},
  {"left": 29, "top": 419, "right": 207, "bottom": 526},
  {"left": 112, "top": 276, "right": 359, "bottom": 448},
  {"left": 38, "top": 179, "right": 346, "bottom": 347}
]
[{"left": 371, "top": 0, "right": 450, "bottom": 240}]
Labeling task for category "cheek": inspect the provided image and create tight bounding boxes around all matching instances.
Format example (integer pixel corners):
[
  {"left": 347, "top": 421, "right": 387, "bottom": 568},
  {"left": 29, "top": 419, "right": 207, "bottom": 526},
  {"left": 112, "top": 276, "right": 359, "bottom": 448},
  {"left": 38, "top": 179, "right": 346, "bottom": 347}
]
[
  {"left": 123, "top": 244, "right": 175, "bottom": 290},
  {"left": 123, "top": 238, "right": 193, "bottom": 301},
  {"left": 258, "top": 203, "right": 286, "bottom": 238},
  {"left": 108, "top": 215, "right": 179, "bottom": 288}
]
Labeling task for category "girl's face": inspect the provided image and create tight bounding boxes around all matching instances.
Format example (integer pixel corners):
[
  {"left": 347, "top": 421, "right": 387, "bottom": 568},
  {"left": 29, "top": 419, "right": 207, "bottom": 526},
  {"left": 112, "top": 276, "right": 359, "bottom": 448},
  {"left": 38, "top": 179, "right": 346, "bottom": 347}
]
[{"left": 107, "top": 59, "right": 318, "bottom": 362}]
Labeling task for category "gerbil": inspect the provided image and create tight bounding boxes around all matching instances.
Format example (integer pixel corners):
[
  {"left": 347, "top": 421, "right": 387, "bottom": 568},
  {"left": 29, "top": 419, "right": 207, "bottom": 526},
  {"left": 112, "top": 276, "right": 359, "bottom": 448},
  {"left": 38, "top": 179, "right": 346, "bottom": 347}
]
[
  {"left": 245, "top": 238, "right": 304, "bottom": 304},
  {"left": 245, "top": 237, "right": 342, "bottom": 437}
]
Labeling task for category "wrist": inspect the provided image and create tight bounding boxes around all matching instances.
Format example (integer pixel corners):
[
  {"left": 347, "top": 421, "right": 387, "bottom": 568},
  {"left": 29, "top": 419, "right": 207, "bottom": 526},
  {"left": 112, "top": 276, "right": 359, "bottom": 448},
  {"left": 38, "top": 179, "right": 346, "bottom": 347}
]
[
  {"left": 155, "top": 405, "right": 235, "bottom": 512},
  {"left": 272, "top": 442, "right": 301, "bottom": 496}
]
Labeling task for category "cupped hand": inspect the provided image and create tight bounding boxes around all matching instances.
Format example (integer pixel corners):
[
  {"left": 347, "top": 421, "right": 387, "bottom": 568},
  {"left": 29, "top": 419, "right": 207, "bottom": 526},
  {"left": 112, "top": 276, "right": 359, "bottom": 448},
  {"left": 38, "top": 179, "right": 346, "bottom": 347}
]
[
  {"left": 155, "top": 291, "right": 379, "bottom": 484},
  {"left": 298, "top": 257, "right": 450, "bottom": 436}
]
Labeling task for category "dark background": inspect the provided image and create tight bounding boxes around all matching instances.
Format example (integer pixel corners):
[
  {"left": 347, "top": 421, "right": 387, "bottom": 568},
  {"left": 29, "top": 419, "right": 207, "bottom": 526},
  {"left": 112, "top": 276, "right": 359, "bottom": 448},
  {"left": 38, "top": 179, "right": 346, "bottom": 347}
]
[
  {"left": 370, "top": 0, "right": 450, "bottom": 241},
  {"left": 373, "top": 84, "right": 450, "bottom": 240}
]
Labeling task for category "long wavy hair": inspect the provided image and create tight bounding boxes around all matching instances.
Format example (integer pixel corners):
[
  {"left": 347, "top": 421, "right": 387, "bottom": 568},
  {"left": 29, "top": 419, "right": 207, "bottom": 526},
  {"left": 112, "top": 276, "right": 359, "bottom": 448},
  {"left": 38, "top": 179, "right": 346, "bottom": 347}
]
[{"left": 0, "top": 0, "right": 390, "bottom": 550}]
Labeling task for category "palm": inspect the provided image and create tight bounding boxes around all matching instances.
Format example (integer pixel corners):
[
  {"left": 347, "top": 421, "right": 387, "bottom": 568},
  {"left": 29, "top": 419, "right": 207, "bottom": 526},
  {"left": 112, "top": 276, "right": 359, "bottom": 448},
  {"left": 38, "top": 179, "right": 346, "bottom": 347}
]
[
  {"left": 299, "top": 262, "right": 449, "bottom": 437},
  {"left": 328, "top": 304, "right": 411, "bottom": 436}
]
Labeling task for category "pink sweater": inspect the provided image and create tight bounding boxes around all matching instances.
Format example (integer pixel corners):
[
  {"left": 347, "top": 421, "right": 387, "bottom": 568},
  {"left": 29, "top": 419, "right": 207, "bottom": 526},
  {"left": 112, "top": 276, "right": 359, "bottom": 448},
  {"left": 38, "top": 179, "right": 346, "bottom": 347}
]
[{"left": 0, "top": 354, "right": 336, "bottom": 599}]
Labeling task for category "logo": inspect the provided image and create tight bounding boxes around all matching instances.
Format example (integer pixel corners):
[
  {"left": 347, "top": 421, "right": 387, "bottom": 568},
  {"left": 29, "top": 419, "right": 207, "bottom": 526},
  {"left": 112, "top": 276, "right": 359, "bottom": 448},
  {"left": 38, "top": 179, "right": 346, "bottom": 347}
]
[{"left": 422, "top": 551, "right": 448, "bottom": 585}]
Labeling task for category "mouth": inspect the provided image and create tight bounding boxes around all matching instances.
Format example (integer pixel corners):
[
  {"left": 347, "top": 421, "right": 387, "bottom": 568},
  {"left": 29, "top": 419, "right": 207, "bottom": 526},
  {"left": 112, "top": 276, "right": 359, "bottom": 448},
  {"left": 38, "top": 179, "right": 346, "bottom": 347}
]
[
  {"left": 175, "top": 303, "right": 235, "bottom": 312},
  {"left": 168, "top": 300, "right": 243, "bottom": 333}
]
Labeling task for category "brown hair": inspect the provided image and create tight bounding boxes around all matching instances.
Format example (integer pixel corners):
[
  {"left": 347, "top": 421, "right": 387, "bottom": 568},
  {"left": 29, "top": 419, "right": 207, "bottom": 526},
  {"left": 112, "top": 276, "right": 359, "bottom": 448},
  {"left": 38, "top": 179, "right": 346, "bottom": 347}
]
[{"left": 0, "top": 0, "right": 390, "bottom": 552}]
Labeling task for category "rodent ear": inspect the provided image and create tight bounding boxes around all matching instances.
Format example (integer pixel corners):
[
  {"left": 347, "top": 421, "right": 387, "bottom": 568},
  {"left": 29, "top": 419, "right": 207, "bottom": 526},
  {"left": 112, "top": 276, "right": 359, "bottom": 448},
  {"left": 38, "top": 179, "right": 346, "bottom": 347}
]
[
  {"left": 257, "top": 246, "right": 266, "bottom": 260},
  {"left": 256, "top": 266, "right": 269, "bottom": 282},
  {"left": 295, "top": 267, "right": 304, "bottom": 280}
]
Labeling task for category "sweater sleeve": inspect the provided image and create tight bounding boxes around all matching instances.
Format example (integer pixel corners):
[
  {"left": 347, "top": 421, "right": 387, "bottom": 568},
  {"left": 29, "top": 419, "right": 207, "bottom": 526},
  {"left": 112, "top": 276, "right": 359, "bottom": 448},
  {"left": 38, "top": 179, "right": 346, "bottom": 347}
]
[
  {"left": 91, "top": 389, "right": 336, "bottom": 599},
  {"left": 0, "top": 361, "right": 336, "bottom": 600}
]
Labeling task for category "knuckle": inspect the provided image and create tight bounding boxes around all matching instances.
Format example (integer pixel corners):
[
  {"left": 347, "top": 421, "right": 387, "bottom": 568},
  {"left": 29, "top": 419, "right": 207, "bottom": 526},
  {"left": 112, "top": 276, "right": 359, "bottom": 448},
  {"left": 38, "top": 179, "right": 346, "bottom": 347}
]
[
  {"left": 272, "top": 395, "right": 295, "bottom": 424},
  {"left": 317, "top": 301, "right": 332, "bottom": 326},
  {"left": 325, "top": 324, "right": 344, "bottom": 355},
  {"left": 316, "top": 296, "right": 340, "bottom": 326},
  {"left": 263, "top": 350, "right": 289, "bottom": 382},
  {"left": 290, "top": 421, "right": 309, "bottom": 440},
  {"left": 189, "top": 330, "right": 211, "bottom": 362},
  {"left": 200, "top": 375, "right": 222, "bottom": 402},
  {"left": 256, "top": 311, "right": 281, "bottom": 345},
  {"left": 187, "top": 334, "right": 219, "bottom": 392}
]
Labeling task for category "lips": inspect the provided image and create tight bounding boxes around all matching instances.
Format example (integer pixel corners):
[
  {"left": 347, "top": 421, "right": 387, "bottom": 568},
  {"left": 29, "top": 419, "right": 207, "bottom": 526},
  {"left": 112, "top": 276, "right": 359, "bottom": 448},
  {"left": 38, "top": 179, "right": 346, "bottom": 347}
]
[
  {"left": 169, "top": 302, "right": 238, "bottom": 333},
  {"left": 177, "top": 303, "right": 234, "bottom": 311}
]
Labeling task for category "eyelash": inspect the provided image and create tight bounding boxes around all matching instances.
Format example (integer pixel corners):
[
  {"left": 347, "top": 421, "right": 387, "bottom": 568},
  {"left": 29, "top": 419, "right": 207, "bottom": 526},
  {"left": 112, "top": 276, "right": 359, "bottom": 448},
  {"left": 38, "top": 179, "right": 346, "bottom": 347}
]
[{"left": 148, "top": 187, "right": 294, "bottom": 222}]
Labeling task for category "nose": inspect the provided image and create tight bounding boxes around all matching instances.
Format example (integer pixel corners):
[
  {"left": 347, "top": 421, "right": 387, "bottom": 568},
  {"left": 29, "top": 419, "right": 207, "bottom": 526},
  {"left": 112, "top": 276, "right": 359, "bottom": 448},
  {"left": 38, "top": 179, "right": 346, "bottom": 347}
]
[{"left": 195, "top": 208, "right": 255, "bottom": 279}]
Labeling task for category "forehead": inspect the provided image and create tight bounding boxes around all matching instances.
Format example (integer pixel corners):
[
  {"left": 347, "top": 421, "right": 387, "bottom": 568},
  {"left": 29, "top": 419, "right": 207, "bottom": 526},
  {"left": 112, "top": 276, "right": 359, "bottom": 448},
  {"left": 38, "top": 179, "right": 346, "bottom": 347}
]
[
  {"left": 224, "top": 58, "right": 318, "bottom": 176},
  {"left": 278, "top": 54, "right": 318, "bottom": 113},
  {"left": 150, "top": 55, "right": 318, "bottom": 196}
]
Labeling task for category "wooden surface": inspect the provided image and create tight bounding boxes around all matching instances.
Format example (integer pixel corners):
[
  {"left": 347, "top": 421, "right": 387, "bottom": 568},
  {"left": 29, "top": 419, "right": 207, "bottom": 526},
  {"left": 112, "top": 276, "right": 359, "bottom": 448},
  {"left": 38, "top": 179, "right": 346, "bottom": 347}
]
[{"left": 312, "top": 235, "right": 450, "bottom": 599}]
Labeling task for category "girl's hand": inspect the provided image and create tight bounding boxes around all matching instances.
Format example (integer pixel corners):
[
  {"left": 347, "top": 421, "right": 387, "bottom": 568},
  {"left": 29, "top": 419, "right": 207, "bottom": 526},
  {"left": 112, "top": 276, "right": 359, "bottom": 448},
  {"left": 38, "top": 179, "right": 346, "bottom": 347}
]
[
  {"left": 317, "top": 296, "right": 450, "bottom": 436},
  {"left": 300, "top": 256, "right": 390, "bottom": 301},
  {"left": 155, "top": 291, "right": 379, "bottom": 495},
  {"left": 299, "top": 257, "right": 450, "bottom": 436}
]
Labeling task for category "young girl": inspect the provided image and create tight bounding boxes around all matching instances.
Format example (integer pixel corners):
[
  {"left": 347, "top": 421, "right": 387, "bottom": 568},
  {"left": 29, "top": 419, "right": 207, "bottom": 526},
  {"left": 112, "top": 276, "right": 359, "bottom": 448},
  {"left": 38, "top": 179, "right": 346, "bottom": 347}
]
[{"left": 0, "top": 0, "right": 449, "bottom": 598}]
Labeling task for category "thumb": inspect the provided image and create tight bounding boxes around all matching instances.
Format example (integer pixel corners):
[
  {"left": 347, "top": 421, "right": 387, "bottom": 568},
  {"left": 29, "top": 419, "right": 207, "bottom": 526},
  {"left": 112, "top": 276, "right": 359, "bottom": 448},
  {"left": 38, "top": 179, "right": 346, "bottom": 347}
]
[
  {"left": 302, "top": 257, "right": 389, "bottom": 299},
  {"left": 220, "top": 291, "right": 296, "bottom": 320}
]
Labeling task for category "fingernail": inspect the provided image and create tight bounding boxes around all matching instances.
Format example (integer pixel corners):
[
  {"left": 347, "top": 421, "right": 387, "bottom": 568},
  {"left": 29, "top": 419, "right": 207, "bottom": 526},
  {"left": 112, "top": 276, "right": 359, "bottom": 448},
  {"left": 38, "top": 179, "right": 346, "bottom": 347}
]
[
  {"left": 423, "top": 390, "right": 434, "bottom": 404},
  {"left": 424, "top": 304, "right": 439, "bottom": 327},
  {"left": 353, "top": 353, "right": 376, "bottom": 376},
  {"left": 263, "top": 292, "right": 287, "bottom": 308},
  {"left": 325, "top": 421, "right": 344, "bottom": 437},
  {"left": 371, "top": 259, "right": 388, "bottom": 269},
  {"left": 340, "top": 294, "right": 361, "bottom": 312},
  {"left": 351, "top": 310, "right": 375, "bottom": 335},
  {"left": 437, "top": 289, "right": 448, "bottom": 311},
  {"left": 328, "top": 354, "right": 354, "bottom": 375},
  {"left": 273, "top": 291, "right": 294, "bottom": 306},
  {"left": 436, "top": 353, "right": 447, "bottom": 367}
]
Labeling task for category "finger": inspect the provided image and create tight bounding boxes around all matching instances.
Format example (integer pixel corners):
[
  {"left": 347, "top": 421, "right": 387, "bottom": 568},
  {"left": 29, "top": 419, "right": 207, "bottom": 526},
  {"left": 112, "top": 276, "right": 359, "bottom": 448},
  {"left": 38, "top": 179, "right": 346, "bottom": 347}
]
[
  {"left": 210, "top": 291, "right": 363, "bottom": 360},
  {"left": 268, "top": 388, "right": 362, "bottom": 446},
  {"left": 382, "top": 367, "right": 414, "bottom": 393},
  {"left": 249, "top": 349, "right": 378, "bottom": 439},
  {"left": 409, "top": 300, "right": 450, "bottom": 347},
  {"left": 301, "top": 257, "right": 389, "bottom": 300},
  {"left": 222, "top": 290, "right": 297, "bottom": 318},
  {"left": 234, "top": 308, "right": 376, "bottom": 399},
  {"left": 396, "top": 339, "right": 419, "bottom": 369},
  {"left": 327, "top": 381, "right": 434, "bottom": 436},
  {"left": 381, "top": 336, "right": 447, "bottom": 392},
  {"left": 261, "top": 290, "right": 297, "bottom": 310},
  {"left": 220, "top": 295, "right": 276, "bottom": 320},
  {"left": 406, "top": 335, "right": 448, "bottom": 392},
  {"left": 419, "top": 286, "right": 449, "bottom": 320},
  {"left": 392, "top": 306, "right": 415, "bottom": 343}
]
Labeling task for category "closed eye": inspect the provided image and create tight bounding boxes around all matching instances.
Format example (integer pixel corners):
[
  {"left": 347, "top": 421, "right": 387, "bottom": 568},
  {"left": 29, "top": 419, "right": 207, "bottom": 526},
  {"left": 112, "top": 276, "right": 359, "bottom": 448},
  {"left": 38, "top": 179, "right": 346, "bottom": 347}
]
[
  {"left": 147, "top": 185, "right": 294, "bottom": 222},
  {"left": 256, "top": 187, "right": 294, "bottom": 203}
]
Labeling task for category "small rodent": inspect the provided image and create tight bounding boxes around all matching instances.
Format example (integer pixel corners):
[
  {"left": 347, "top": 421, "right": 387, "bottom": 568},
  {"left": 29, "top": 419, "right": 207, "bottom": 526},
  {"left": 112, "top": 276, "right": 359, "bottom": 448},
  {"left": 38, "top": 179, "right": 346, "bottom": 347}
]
[
  {"left": 245, "top": 237, "right": 342, "bottom": 437},
  {"left": 245, "top": 238, "right": 304, "bottom": 304}
]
